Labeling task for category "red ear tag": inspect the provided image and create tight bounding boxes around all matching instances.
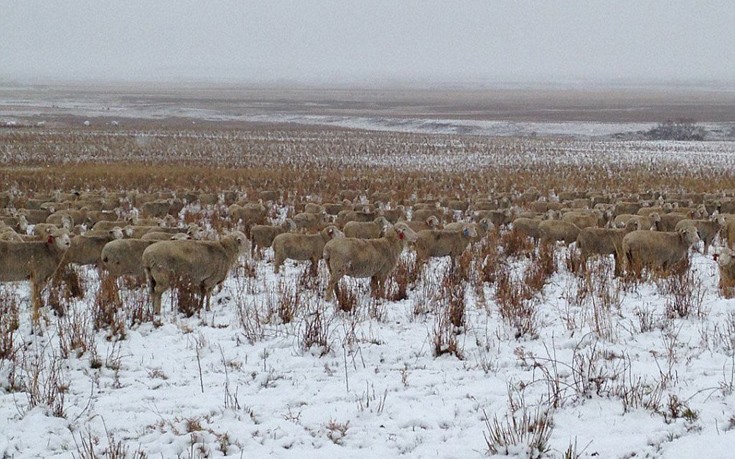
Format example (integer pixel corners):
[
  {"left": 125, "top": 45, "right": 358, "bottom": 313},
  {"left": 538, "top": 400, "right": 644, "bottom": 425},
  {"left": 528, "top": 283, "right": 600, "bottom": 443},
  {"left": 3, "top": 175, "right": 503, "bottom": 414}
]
[
  {"left": 47, "top": 235, "right": 54, "bottom": 244},
  {"left": 398, "top": 230, "right": 405, "bottom": 240}
]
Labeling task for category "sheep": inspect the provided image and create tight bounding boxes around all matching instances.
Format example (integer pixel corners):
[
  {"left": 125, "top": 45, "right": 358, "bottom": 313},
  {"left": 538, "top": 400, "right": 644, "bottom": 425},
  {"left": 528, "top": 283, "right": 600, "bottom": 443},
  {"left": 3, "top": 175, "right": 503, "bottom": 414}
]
[
  {"left": 259, "top": 190, "right": 280, "bottom": 203},
  {"left": 67, "top": 228, "right": 124, "bottom": 266},
  {"left": 0, "top": 230, "right": 72, "bottom": 321},
  {"left": 475, "top": 209, "right": 513, "bottom": 228},
  {"left": 303, "top": 203, "right": 325, "bottom": 214},
  {"left": 412, "top": 207, "right": 445, "bottom": 224},
  {"left": 658, "top": 213, "right": 688, "bottom": 232},
  {"left": 414, "top": 224, "right": 478, "bottom": 268},
  {"left": 614, "top": 213, "right": 659, "bottom": 230},
  {"left": 674, "top": 216, "right": 727, "bottom": 254},
  {"left": 92, "top": 220, "right": 129, "bottom": 232},
  {"left": 292, "top": 211, "right": 326, "bottom": 233},
  {"left": 575, "top": 220, "right": 640, "bottom": 276},
  {"left": 448, "top": 200, "right": 470, "bottom": 212},
  {"left": 561, "top": 210, "right": 605, "bottom": 229},
  {"left": 272, "top": 225, "right": 344, "bottom": 274},
  {"left": 511, "top": 217, "right": 543, "bottom": 242},
  {"left": 399, "top": 215, "right": 440, "bottom": 233},
  {"left": 141, "top": 231, "right": 191, "bottom": 241},
  {"left": 123, "top": 225, "right": 181, "bottom": 239},
  {"left": 142, "top": 231, "right": 248, "bottom": 314},
  {"left": 32, "top": 223, "right": 62, "bottom": 239},
  {"left": 335, "top": 209, "right": 376, "bottom": 228},
  {"left": 343, "top": 216, "right": 391, "bottom": 239},
  {"left": 324, "top": 201, "right": 350, "bottom": 216},
  {"left": 444, "top": 218, "right": 493, "bottom": 241},
  {"left": 141, "top": 200, "right": 171, "bottom": 218},
  {"left": 249, "top": 218, "right": 297, "bottom": 259},
  {"left": 0, "top": 214, "right": 28, "bottom": 234},
  {"left": 621, "top": 226, "right": 700, "bottom": 275},
  {"left": 614, "top": 201, "right": 642, "bottom": 215},
  {"left": 52, "top": 208, "right": 90, "bottom": 226},
  {"left": 17, "top": 208, "right": 51, "bottom": 225},
  {"left": 85, "top": 210, "right": 119, "bottom": 225},
  {"left": 323, "top": 222, "right": 419, "bottom": 300},
  {"left": 717, "top": 248, "right": 735, "bottom": 298},
  {"left": 230, "top": 202, "right": 268, "bottom": 235},
  {"left": 538, "top": 220, "right": 580, "bottom": 245},
  {"left": 0, "top": 227, "right": 24, "bottom": 242},
  {"left": 726, "top": 215, "right": 735, "bottom": 249},
  {"left": 101, "top": 238, "right": 158, "bottom": 282},
  {"left": 380, "top": 206, "right": 406, "bottom": 224}
]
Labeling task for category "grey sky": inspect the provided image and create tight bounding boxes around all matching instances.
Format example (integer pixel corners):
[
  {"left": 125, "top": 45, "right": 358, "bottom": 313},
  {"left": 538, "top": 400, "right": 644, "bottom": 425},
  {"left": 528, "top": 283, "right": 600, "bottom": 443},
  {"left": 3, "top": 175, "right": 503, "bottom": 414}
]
[{"left": 2, "top": 1, "right": 734, "bottom": 84}]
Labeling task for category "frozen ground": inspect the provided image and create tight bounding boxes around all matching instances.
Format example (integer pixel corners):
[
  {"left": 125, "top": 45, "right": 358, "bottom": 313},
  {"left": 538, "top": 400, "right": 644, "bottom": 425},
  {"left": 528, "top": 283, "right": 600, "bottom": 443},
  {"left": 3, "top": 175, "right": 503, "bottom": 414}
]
[{"left": 2, "top": 239, "right": 735, "bottom": 458}]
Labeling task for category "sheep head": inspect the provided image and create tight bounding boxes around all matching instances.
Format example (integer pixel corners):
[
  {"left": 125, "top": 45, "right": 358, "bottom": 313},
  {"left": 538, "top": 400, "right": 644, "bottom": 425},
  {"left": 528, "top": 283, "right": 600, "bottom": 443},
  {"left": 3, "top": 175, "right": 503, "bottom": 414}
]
[
  {"left": 718, "top": 248, "right": 734, "bottom": 267},
  {"left": 678, "top": 226, "right": 700, "bottom": 246},
  {"left": 47, "top": 232, "right": 71, "bottom": 250},
  {"left": 325, "top": 226, "right": 345, "bottom": 239},
  {"left": 392, "top": 223, "right": 418, "bottom": 243},
  {"left": 462, "top": 224, "right": 478, "bottom": 239},
  {"left": 110, "top": 227, "right": 124, "bottom": 240}
]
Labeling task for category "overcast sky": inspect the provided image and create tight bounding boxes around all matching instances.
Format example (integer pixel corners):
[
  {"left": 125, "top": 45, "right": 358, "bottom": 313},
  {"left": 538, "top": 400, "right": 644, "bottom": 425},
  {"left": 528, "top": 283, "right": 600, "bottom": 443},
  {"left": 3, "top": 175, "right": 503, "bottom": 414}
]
[{"left": 2, "top": 1, "right": 734, "bottom": 85}]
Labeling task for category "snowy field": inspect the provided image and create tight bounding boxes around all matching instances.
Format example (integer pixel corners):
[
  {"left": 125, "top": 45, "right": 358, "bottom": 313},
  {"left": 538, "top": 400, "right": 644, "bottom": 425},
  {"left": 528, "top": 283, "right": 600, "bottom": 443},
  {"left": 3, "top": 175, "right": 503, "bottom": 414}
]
[
  {"left": 2, "top": 237, "right": 735, "bottom": 458},
  {"left": 1, "top": 96, "right": 735, "bottom": 457}
]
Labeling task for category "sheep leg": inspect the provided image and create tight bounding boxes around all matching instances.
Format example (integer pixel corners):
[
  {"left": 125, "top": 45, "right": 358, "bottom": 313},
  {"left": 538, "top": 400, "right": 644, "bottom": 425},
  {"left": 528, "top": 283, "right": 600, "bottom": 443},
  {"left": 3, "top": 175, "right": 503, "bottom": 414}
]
[
  {"left": 31, "top": 279, "right": 43, "bottom": 326},
  {"left": 309, "top": 257, "right": 318, "bottom": 276},
  {"left": 612, "top": 254, "right": 622, "bottom": 278},
  {"left": 326, "top": 273, "right": 340, "bottom": 301},
  {"left": 195, "top": 282, "right": 206, "bottom": 312},
  {"left": 273, "top": 254, "right": 283, "bottom": 274},
  {"left": 147, "top": 268, "right": 169, "bottom": 315},
  {"left": 326, "top": 263, "right": 346, "bottom": 301},
  {"left": 370, "top": 274, "right": 387, "bottom": 299}
]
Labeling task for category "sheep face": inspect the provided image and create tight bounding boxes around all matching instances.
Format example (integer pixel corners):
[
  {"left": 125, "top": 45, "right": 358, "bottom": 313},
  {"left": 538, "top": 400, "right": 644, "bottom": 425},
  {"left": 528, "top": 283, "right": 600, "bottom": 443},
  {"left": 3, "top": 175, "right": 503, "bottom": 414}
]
[
  {"left": 680, "top": 226, "right": 700, "bottom": 246},
  {"left": 479, "top": 218, "right": 493, "bottom": 232},
  {"left": 719, "top": 248, "right": 734, "bottom": 268},
  {"left": 462, "top": 225, "right": 478, "bottom": 239},
  {"left": 228, "top": 231, "right": 249, "bottom": 250},
  {"left": 393, "top": 223, "right": 418, "bottom": 242},
  {"left": 49, "top": 232, "right": 71, "bottom": 250},
  {"left": 110, "top": 227, "right": 124, "bottom": 240}
]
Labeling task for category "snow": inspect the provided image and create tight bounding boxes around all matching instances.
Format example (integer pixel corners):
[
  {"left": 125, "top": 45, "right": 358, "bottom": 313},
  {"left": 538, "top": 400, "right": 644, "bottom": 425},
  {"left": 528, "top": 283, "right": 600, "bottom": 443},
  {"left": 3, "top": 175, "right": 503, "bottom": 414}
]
[{"left": 2, "top": 238, "right": 735, "bottom": 458}]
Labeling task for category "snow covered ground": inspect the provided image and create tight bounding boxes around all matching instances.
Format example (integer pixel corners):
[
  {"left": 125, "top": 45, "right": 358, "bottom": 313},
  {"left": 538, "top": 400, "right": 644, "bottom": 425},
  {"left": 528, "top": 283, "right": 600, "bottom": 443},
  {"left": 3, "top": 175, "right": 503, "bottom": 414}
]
[{"left": 2, "top": 237, "right": 735, "bottom": 458}]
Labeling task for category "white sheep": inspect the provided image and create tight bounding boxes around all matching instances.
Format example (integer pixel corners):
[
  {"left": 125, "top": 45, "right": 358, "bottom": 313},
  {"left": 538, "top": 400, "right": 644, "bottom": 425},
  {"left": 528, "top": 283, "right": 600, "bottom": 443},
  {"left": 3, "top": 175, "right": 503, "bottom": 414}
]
[
  {"left": 142, "top": 231, "right": 248, "bottom": 314},
  {"left": 343, "top": 216, "right": 391, "bottom": 239},
  {"left": 323, "top": 222, "right": 419, "bottom": 300},
  {"left": 0, "top": 230, "right": 72, "bottom": 321},
  {"left": 272, "top": 225, "right": 344, "bottom": 275},
  {"left": 100, "top": 238, "right": 158, "bottom": 282},
  {"left": 622, "top": 226, "right": 700, "bottom": 274}
]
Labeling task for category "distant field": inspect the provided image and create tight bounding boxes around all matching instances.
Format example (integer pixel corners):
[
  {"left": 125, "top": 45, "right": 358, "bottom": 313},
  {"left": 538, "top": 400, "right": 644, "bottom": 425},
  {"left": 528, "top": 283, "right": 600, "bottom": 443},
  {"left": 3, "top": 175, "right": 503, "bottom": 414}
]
[{"left": 1, "top": 83, "right": 735, "bottom": 138}]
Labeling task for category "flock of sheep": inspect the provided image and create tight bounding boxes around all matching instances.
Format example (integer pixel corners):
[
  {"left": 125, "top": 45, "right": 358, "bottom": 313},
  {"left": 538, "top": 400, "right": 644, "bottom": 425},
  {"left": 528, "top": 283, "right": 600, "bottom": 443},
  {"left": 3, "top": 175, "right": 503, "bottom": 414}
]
[{"left": 2, "top": 186, "right": 735, "bottom": 323}]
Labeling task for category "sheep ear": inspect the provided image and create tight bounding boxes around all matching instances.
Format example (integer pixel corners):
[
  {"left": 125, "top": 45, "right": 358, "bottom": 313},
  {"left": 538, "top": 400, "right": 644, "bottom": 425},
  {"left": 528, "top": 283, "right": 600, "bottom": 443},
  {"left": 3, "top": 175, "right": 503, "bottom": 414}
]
[
  {"left": 328, "top": 227, "right": 334, "bottom": 235},
  {"left": 47, "top": 234, "right": 55, "bottom": 244},
  {"left": 463, "top": 228, "right": 470, "bottom": 237}
]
